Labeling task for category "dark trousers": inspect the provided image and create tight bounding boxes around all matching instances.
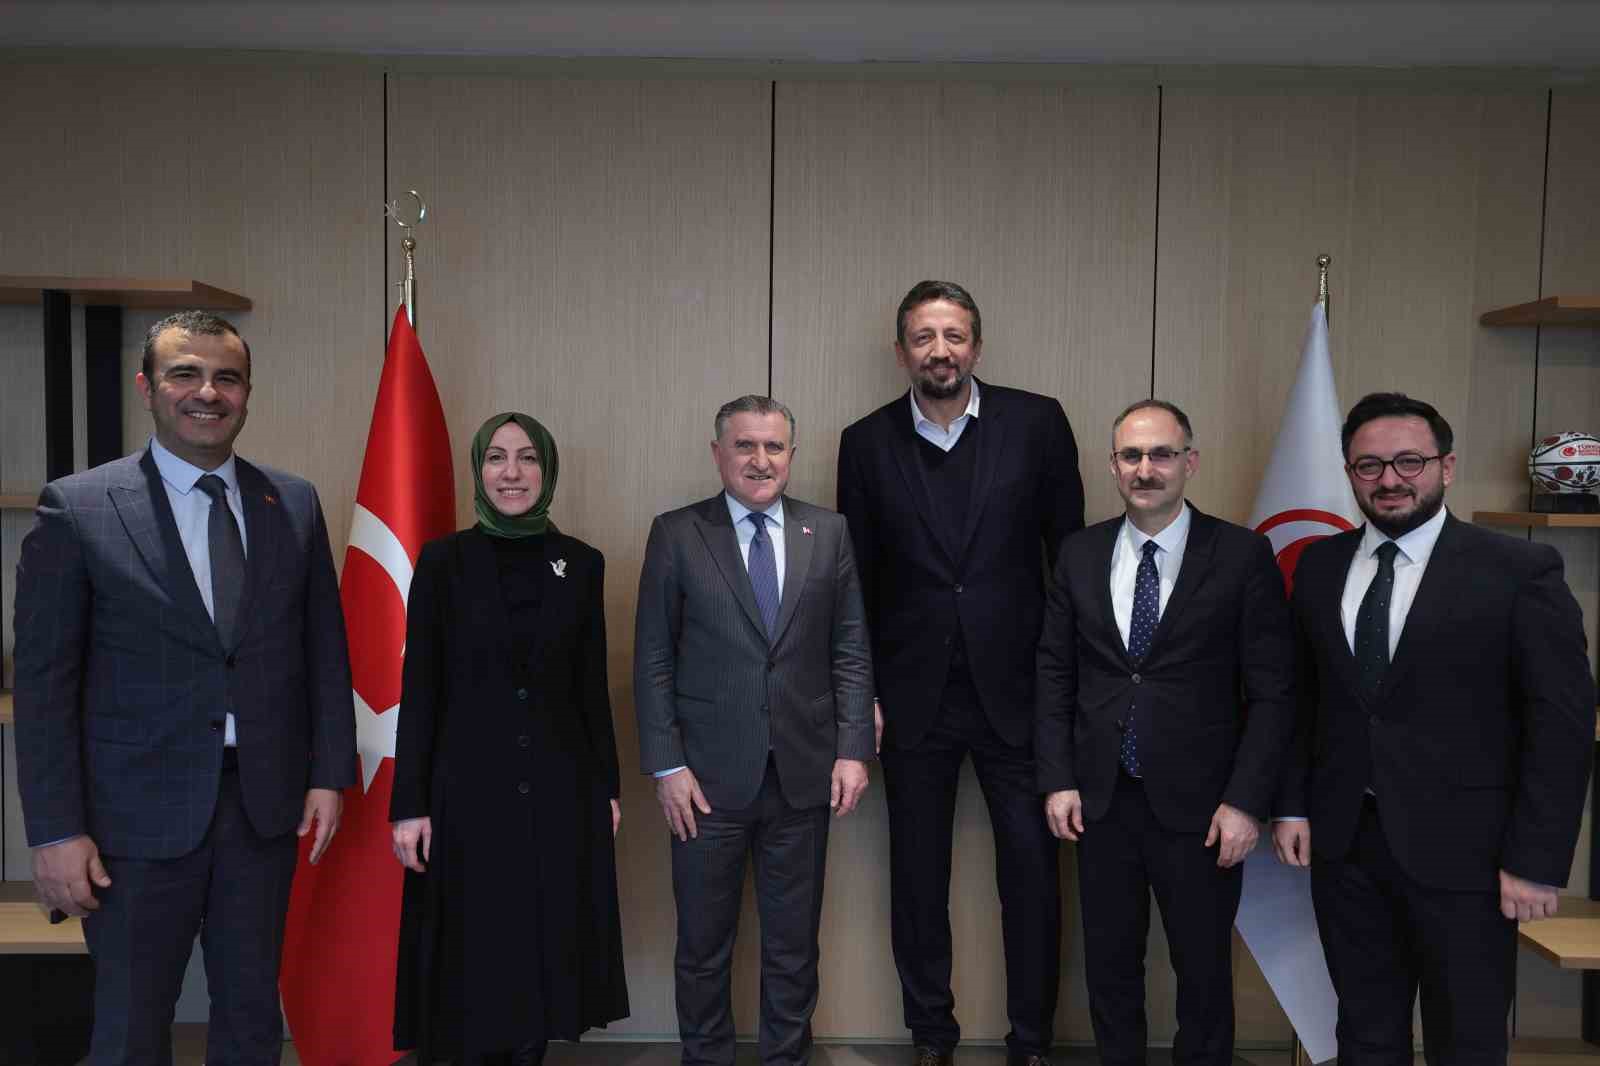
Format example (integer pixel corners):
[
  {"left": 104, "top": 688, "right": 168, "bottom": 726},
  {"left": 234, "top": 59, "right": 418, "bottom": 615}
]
[
  {"left": 1311, "top": 797, "right": 1516, "bottom": 1066},
  {"left": 1077, "top": 772, "right": 1241, "bottom": 1066},
  {"left": 670, "top": 757, "right": 830, "bottom": 1066},
  {"left": 81, "top": 759, "right": 299, "bottom": 1066},
  {"left": 880, "top": 692, "right": 1061, "bottom": 1056}
]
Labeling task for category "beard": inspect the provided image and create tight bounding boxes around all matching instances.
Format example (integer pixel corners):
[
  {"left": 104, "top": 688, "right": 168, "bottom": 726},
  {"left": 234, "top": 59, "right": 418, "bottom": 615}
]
[
  {"left": 1361, "top": 480, "right": 1446, "bottom": 539},
  {"left": 915, "top": 362, "right": 969, "bottom": 401}
]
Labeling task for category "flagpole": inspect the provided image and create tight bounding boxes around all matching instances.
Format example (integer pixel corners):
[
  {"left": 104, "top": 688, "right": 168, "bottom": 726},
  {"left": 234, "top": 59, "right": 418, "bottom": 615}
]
[
  {"left": 386, "top": 190, "right": 427, "bottom": 327},
  {"left": 1317, "top": 253, "right": 1331, "bottom": 327}
]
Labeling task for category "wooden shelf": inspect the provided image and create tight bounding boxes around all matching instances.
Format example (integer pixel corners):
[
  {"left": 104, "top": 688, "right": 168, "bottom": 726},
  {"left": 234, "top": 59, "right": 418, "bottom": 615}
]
[
  {"left": 0, "top": 492, "right": 37, "bottom": 511},
  {"left": 0, "top": 276, "right": 251, "bottom": 311},
  {"left": 1519, "top": 896, "right": 1600, "bottom": 970},
  {"left": 1480, "top": 295, "right": 1600, "bottom": 327},
  {"left": 1474, "top": 511, "right": 1600, "bottom": 528}
]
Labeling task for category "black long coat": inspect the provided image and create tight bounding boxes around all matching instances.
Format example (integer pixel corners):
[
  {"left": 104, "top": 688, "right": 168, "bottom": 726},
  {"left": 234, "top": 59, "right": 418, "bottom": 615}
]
[{"left": 391, "top": 528, "right": 628, "bottom": 1061}]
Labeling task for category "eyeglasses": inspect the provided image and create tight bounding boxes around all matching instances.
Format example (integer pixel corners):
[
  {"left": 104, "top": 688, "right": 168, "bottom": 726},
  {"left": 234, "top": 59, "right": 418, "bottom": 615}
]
[
  {"left": 1113, "top": 446, "right": 1191, "bottom": 468},
  {"left": 1347, "top": 453, "right": 1445, "bottom": 482}
]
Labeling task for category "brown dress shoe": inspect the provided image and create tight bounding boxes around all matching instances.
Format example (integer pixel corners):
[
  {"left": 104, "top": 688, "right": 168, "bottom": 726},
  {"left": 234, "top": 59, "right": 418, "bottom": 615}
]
[{"left": 913, "top": 1046, "right": 954, "bottom": 1066}]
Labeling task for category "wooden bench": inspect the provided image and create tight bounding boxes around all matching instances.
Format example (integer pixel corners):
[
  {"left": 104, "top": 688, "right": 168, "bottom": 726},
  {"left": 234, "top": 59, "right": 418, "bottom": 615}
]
[{"left": 0, "top": 881, "right": 94, "bottom": 1063}]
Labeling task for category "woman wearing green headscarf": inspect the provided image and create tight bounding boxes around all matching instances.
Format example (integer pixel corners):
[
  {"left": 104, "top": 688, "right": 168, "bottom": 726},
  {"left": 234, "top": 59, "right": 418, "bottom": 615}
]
[{"left": 390, "top": 412, "right": 629, "bottom": 1066}]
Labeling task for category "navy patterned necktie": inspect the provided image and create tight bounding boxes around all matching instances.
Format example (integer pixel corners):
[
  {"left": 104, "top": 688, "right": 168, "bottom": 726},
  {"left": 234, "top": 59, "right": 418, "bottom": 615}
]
[
  {"left": 1354, "top": 541, "right": 1399, "bottom": 701},
  {"left": 1120, "top": 539, "right": 1160, "bottom": 777},
  {"left": 746, "top": 511, "right": 780, "bottom": 638},
  {"left": 196, "top": 474, "right": 245, "bottom": 647}
]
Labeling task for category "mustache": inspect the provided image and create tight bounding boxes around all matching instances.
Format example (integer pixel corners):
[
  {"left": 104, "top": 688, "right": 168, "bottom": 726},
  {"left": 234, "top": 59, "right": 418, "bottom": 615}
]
[{"left": 1131, "top": 478, "right": 1165, "bottom": 490}]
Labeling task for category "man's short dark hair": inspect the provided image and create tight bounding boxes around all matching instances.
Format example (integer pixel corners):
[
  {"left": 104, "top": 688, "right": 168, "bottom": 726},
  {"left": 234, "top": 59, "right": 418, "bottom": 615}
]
[
  {"left": 895, "top": 280, "right": 982, "bottom": 348},
  {"left": 1341, "top": 392, "right": 1453, "bottom": 458},
  {"left": 1112, "top": 398, "right": 1194, "bottom": 446},
  {"left": 142, "top": 310, "right": 251, "bottom": 381},
  {"left": 714, "top": 394, "right": 796, "bottom": 446}
]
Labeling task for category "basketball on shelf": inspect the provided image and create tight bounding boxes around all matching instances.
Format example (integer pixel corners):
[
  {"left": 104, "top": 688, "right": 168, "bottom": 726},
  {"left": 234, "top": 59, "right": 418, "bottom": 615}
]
[{"left": 1529, "top": 432, "right": 1600, "bottom": 512}]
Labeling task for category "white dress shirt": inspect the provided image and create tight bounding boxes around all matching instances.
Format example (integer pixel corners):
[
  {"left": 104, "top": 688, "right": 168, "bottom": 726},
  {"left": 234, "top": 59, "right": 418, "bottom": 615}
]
[
  {"left": 1339, "top": 505, "right": 1448, "bottom": 658},
  {"left": 909, "top": 378, "right": 981, "bottom": 452},
  {"left": 655, "top": 494, "right": 787, "bottom": 779},
  {"left": 1110, "top": 503, "right": 1193, "bottom": 648},
  {"left": 150, "top": 437, "right": 247, "bottom": 747}
]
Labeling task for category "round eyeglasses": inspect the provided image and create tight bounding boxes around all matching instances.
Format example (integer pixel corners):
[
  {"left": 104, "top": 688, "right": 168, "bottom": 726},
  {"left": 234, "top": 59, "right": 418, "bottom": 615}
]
[{"left": 1347, "top": 453, "right": 1444, "bottom": 482}]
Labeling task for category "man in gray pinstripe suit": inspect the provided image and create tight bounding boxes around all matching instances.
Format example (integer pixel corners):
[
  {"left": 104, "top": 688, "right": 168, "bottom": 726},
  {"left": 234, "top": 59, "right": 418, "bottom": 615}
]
[
  {"left": 635, "top": 394, "right": 875, "bottom": 1066},
  {"left": 13, "top": 311, "right": 356, "bottom": 1066}
]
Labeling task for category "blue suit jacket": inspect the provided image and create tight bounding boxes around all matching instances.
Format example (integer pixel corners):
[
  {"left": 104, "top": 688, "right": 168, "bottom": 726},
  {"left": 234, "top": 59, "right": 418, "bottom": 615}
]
[{"left": 13, "top": 447, "right": 356, "bottom": 858}]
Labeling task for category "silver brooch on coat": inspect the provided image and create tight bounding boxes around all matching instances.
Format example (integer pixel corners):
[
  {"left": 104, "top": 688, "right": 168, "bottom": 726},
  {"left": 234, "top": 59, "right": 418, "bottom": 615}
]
[{"left": 551, "top": 559, "right": 567, "bottom": 578}]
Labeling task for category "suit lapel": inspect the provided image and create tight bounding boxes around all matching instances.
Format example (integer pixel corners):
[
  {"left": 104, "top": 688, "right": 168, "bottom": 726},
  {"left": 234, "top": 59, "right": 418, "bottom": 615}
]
[
  {"left": 770, "top": 500, "right": 815, "bottom": 647},
  {"left": 1380, "top": 513, "right": 1463, "bottom": 700},
  {"left": 526, "top": 535, "right": 570, "bottom": 669},
  {"left": 1144, "top": 507, "right": 1216, "bottom": 659},
  {"left": 1092, "top": 520, "right": 1132, "bottom": 663},
  {"left": 110, "top": 450, "right": 217, "bottom": 645},
  {"left": 1319, "top": 529, "right": 1370, "bottom": 705},
  {"left": 955, "top": 379, "right": 1005, "bottom": 565},
  {"left": 231, "top": 460, "right": 284, "bottom": 652},
  {"left": 887, "top": 406, "right": 958, "bottom": 567},
  {"left": 694, "top": 496, "right": 769, "bottom": 641}
]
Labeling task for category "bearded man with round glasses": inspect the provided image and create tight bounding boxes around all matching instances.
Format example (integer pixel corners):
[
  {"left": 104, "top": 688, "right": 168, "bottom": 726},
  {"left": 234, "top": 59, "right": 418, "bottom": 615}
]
[{"left": 1273, "top": 392, "right": 1593, "bottom": 1066}]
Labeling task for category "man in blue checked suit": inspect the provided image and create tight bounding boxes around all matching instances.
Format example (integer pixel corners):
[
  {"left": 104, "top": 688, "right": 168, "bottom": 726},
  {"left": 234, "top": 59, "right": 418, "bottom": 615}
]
[
  {"left": 634, "top": 394, "right": 874, "bottom": 1066},
  {"left": 13, "top": 310, "right": 356, "bottom": 1066}
]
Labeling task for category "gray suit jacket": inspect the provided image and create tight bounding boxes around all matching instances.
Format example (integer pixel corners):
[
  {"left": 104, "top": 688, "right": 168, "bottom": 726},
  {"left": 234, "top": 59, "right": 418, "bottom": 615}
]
[
  {"left": 12, "top": 448, "right": 357, "bottom": 858},
  {"left": 633, "top": 494, "right": 875, "bottom": 811}
]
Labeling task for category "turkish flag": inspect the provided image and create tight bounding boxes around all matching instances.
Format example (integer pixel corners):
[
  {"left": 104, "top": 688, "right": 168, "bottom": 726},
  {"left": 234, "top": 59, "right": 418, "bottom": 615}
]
[{"left": 280, "top": 306, "right": 455, "bottom": 1066}]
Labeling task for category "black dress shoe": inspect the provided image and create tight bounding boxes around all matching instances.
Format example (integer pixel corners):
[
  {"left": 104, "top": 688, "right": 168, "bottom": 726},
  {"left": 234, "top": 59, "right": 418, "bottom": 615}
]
[
  {"left": 913, "top": 1046, "right": 954, "bottom": 1066},
  {"left": 1007, "top": 1054, "right": 1050, "bottom": 1066},
  {"left": 510, "top": 1041, "right": 547, "bottom": 1066}
]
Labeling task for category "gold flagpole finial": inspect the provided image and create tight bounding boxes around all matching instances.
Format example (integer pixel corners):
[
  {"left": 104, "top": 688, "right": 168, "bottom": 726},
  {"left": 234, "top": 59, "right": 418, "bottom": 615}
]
[
  {"left": 385, "top": 190, "right": 427, "bottom": 327},
  {"left": 1316, "top": 254, "right": 1331, "bottom": 305}
]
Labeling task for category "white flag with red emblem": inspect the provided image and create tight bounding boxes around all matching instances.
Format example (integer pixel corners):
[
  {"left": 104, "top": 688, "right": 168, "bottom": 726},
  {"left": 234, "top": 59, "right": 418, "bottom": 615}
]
[
  {"left": 279, "top": 306, "right": 455, "bottom": 1066},
  {"left": 1234, "top": 301, "right": 1356, "bottom": 1065}
]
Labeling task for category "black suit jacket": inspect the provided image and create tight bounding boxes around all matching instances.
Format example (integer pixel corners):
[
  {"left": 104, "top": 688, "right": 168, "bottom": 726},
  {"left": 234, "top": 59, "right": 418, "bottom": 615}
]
[
  {"left": 13, "top": 448, "right": 357, "bottom": 858},
  {"left": 836, "top": 381, "right": 1084, "bottom": 750},
  {"left": 1276, "top": 512, "right": 1594, "bottom": 890},
  {"left": 633, "top": 494, "right": 875, "bottom": 811},
  {"left": 1035, "top": 507, "right": 1295, "bottom": 830}
]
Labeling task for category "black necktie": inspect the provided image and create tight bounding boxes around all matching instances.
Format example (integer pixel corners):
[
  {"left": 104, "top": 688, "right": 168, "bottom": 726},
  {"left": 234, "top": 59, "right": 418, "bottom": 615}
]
[
  {"left": 196, "top": 474, "right": 245, "bottom": 647},
  {"left": 1353, "top": 541, "right": 1399, "bottom": 701}
]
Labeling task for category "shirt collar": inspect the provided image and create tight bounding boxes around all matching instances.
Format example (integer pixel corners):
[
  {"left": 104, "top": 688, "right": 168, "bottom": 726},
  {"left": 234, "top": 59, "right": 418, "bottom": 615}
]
[
  {"left": 908, "top": 377, "right": 981, "bottom": 433},
  {"left": 149, "top": 436, "right": 239, "bottom": 496},
  {"left": 1358, "top": 503, "right": 1448, "bottom": 565},
  {"left": 724, "top": 492, "right": 785, "bottom": 530},
  {"left": 1122, "top": 500, "right": 1192, "bottom": 556}
]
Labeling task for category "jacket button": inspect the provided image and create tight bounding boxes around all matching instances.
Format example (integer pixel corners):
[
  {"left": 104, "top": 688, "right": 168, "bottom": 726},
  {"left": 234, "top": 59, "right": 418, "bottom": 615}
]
[
  {"left": 1131, "top": 673, "right": 1142, "bottom": 684},
  {"left": 767, "top": 661, "right": 775, "bottom": 671},
  {"left": 517, "top": 781, "right": 531, "bottom": 795},
  {"left": 225, "top": 654, "right": 236, "bottom": 668},
  {"left": 761, "top": 705, "right": 769, "bottom": 714},
  {"left": 953, "top": 583, "right": 964, "bottom": 594},
  {"left": 209, "top": 721, "right": 222, "bottom": 732},
  {"left": 518, "top": 735, "right": 531, "bottom": 748},
  {"left": 516, "top": 687, "right": 528, "bottom": 701}
]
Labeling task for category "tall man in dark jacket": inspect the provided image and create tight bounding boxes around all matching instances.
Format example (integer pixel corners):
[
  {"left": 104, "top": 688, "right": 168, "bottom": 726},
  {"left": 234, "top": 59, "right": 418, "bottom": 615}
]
[
  {"left": 13, "top": 310, "right": 356, "bottom": 1066},
  {"left": 1036, "top": 400, "right": 1294, "bottom": 1066},
  {"left": 1274, "top": 392, "right": 1593, "bottom": 1066},
  {"left": 837, "top": 281, "right": 1084, "bottom": 1066}
]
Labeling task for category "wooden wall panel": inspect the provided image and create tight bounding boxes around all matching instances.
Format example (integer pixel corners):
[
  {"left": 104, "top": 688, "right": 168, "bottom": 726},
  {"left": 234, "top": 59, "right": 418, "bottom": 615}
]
[
  {"left": 1154, "top": 90, "right": 1544, "bottom": 526},
  {"left": 1520, "top": 89, "right": 1600, "bottom": 1039},
  {"left": 770, "top": 81, "right": 1159, "bottom": 1042},
  {"left": 385, "top": 73, "right": 772, "bottom": 1037}
]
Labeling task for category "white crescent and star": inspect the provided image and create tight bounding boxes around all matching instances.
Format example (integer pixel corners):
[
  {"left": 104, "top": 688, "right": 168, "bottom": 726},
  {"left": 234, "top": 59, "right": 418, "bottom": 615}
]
[{"left": 346, "top": 502, "right": 417, "bottom": 794}]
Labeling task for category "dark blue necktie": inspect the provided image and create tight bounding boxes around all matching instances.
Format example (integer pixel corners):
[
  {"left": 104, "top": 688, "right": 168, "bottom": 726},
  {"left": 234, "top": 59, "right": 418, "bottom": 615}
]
[
  {"left": 1354, "top": 541, "right": 1399, "bottom": 701},
  {"left": 746, "top": 511, "right": 780, "bottom": 638},
  {"left": 1120, "top": 539, "right": 1160, "bottom": 778}
]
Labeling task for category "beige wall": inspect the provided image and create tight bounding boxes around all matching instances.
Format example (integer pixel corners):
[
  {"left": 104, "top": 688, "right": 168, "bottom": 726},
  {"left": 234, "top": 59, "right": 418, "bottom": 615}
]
[{"left": 2, "top": 55, "right": 1598, "bottom": 1046}]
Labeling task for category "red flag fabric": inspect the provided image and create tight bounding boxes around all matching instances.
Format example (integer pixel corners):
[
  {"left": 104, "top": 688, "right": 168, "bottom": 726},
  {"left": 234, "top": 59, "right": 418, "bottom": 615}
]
[{"left": 280, "top": 306, "right": 455, "bottom": 1066}]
